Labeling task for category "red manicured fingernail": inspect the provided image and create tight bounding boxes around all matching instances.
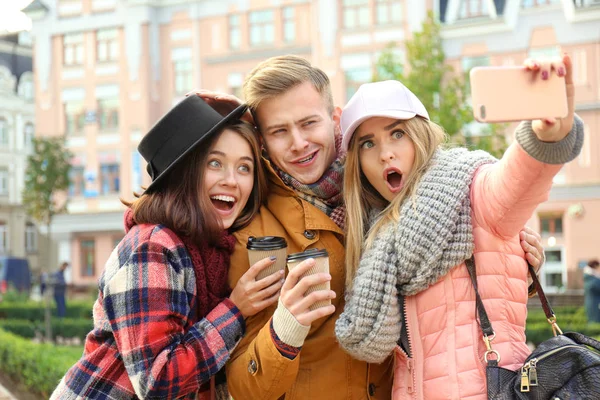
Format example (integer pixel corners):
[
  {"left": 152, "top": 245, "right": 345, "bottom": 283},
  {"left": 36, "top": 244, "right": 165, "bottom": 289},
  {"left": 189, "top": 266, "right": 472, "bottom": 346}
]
[
  {"left": 545, "top": 119, "right": 554, "bottom": 125},
  {"left": 541, "top": 71, "right": 549, "bottom": 80},
  {"left": 558, "top": 67, "right": 565, "bottom": 76}
]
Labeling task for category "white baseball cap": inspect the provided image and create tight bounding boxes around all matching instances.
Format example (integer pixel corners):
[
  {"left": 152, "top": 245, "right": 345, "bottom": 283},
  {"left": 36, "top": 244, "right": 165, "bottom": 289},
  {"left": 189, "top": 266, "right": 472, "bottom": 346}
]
[{"left": 340, "top": 80, "right": 429, "bottom": 152}]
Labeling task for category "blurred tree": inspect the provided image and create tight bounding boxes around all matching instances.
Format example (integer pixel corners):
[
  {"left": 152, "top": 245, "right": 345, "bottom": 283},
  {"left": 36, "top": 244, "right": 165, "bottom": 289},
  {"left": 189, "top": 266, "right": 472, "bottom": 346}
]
[
  {"left": 373, "top": 11, "right": 507, "bottom": 158},
  {"left": 22, "top": 136, "right": 72, "bottom": 341}
]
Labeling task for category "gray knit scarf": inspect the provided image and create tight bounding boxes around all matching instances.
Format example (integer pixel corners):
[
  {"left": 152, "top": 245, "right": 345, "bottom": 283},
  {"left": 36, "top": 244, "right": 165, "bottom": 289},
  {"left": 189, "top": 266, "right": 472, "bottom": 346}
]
[{"left": 335, "top": 147, "right": 496, "bottom": 363}]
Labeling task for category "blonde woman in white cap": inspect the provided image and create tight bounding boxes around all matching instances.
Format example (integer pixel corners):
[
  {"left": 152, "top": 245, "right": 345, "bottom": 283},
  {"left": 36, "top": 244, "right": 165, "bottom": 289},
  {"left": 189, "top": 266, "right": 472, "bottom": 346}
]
[{"left": 335, "top": 55, "right": 583, "bottom": 399}]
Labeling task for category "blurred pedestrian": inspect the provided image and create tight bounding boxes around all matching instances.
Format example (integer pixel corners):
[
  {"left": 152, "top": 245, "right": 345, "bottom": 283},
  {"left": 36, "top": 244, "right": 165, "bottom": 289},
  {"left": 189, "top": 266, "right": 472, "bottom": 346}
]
[
  {"left": 52, "top": 262, "right": 68, "bottom": 318},
  {"left": 40, "top": 271, "right": 48, "bottom": 296},
  {"left": 584, "top": 259, "right": 600, "bottom": 323}
]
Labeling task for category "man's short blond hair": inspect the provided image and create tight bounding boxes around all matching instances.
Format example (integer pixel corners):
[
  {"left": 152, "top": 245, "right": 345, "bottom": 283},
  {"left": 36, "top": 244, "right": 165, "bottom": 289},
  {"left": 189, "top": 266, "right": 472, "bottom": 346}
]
[{"left": 243, "top": 55, "right": 334, "bottom": 115}]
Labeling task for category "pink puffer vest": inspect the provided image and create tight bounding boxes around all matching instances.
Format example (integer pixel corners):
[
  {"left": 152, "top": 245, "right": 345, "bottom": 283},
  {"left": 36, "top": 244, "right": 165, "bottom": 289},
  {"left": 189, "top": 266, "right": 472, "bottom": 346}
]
[{"left": 392, "top": 144, "right": 562, "bottom": 400}]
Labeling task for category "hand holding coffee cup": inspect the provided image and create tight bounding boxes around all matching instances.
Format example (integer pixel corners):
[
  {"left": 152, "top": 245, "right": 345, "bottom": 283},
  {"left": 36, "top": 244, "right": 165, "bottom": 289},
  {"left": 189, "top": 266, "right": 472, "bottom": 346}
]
[
  {"left": 247, "top": 236, "right": 288, "bottom": 281},
  {"left": 229, "top": 256, "right": 284, "bottom": 318},
  {"left": 279, "top": 249, "right": 336, "bottom": 326}
]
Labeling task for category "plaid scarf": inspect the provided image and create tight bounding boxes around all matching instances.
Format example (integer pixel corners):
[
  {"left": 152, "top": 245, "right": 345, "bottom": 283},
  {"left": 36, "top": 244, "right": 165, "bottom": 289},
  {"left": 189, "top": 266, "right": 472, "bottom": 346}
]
[
  {"left": 123, "top": 208, "right": 234, "bottom": 320},
  {"left": 271, "top": 134, "right": 346, "bottom": 230}
]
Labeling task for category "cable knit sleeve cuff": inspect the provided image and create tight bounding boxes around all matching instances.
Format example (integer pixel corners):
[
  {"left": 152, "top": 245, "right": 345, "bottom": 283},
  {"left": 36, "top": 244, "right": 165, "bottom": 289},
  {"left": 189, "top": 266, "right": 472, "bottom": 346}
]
[
  {"left": 515, "top": 114, "right": 584, "bottom": 165},
  {"left": 271, "top": 299, "right": 310, "bottom": 347},
  {"left": 270, "top": 318, "right": 301, "bottom": 360}
]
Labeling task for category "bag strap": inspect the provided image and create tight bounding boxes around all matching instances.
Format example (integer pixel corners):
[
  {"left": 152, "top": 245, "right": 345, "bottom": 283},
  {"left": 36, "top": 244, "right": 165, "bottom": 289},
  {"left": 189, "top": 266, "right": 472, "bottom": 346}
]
[
  {"left": 466, "top": 255, "right": 563, "bottom": 363},
  {"left": 465, "top": 256, "right": 495, "bottom": 337}
]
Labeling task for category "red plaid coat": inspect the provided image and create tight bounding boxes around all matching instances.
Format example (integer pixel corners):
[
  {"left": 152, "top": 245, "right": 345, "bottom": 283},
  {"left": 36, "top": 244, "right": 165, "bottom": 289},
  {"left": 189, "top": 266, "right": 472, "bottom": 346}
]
[{"left": 50, "top": 224, "right": 244, "bottom": 399}]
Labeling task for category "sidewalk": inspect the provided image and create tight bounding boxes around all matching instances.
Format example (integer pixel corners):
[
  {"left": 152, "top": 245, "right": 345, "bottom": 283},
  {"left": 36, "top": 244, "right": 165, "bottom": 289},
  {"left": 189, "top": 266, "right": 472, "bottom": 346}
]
[{"left": 0, "top": 382, "right": 17, "bottom": 400}]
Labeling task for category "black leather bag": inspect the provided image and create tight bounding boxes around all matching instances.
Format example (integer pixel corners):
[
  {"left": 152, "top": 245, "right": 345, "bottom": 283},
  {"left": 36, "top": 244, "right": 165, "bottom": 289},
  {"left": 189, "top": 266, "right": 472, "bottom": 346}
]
[{"left": 466, "top": 257, "right": 600, "bottom": 400}]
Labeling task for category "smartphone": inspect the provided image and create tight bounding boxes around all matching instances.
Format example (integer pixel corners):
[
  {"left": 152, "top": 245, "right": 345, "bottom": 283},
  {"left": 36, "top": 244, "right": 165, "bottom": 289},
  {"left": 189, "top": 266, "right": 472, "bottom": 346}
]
[{"left": 469, "top": 66, "right": 568, "bottom": 123}]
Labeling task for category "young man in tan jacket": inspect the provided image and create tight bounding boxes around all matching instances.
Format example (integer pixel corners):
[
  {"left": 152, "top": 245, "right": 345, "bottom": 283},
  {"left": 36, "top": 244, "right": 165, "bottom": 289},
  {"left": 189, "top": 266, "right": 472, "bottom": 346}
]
[{"left": 192, "top": 55, "right": 545, "bottom": 400}]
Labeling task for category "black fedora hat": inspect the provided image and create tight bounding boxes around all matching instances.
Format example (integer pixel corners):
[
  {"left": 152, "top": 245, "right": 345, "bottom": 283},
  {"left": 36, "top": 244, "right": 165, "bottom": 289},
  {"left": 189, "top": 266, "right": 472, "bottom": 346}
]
[{"left": 138, "top": 96, "right": 248, "bottom": 193}]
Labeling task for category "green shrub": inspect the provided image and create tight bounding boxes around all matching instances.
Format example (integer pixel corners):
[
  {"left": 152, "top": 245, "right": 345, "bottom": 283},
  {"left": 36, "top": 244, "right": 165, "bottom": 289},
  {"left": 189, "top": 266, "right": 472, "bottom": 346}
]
[
  {"left": 0, "top": 328, "right": 83, "bottom": 398},
  {"left": 0, "top": 318, "right": 93, "bottom": 341},
  {"left": 0, "top": 319, "right": 36, "bottom": 338},
  {"left": 0, "top": 299, "right": 94, "bottom": 320},
  {"left": 526, "top": 306, "right": 587, "bottom": 325},
  {"left": 526, "top": 322, "right": 600, "bottom": 346},
  {"left": 0, "top": 286, "right": 30, "bottom": 303},
  {"left": 525, "top": 307, "right": 600, "bottom": 346}
]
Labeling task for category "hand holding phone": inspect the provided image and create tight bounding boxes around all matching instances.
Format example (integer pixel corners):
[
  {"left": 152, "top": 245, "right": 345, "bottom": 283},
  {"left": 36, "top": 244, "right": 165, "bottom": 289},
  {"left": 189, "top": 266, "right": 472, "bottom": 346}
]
[
  {"left": 470, "top": 54, "right": 575, "bottom": 143},
  {"left": 470, "top": 64, "right": 568, "bottom": 124}
]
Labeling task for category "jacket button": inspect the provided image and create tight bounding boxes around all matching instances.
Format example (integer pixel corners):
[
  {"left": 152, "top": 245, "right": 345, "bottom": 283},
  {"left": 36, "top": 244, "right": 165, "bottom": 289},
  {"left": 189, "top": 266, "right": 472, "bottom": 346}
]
[
  {"left": 303, "top": 230, "right": 316, "bottom": 240},
  {"left": 368, "top": 383, "right": 376, "bottom": 396},
  {"left": 248, "top": 359, "right": 258, "bottom": 374}
]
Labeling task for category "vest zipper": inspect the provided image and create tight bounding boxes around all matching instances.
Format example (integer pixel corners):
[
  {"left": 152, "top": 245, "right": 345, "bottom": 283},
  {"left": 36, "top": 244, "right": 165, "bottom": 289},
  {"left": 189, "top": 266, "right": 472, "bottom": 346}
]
[{"left": 398, "top": 296, "right": 415, "bottom": 395}]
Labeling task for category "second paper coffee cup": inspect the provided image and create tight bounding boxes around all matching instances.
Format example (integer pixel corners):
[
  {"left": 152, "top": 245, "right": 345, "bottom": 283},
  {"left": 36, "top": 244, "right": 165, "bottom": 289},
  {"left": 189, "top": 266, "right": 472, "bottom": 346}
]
[
  {"left": 286, "top": 248, "right": 330, "bottom": 311},
  {"left": 247, "top": 236, "right": 288, "bottom": 281}
]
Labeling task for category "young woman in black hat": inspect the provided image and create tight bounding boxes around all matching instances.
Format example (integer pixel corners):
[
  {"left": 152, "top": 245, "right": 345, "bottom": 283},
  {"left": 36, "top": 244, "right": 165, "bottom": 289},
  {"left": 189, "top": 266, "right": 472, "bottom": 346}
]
[{"left": 51, "top": 96, "right": 282, "bottom": 400}]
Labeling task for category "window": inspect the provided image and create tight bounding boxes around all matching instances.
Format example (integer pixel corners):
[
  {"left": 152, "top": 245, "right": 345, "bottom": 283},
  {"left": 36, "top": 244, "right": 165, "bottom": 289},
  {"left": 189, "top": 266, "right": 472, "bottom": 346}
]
[
  {"left": 540, "top": 215, "right": 563, "bottom": 235},
  {"left": 24, "top": 123, "right": 34, "bottom": 150},
  {"left": 69, "top": 166, "right": 85, "bottom": 197},
  {"left": 229, "top": 15, "right": 241, "bottom": 49},
  {"left": 0, "top": 119, "right": 7, "bottom": 146},
  {"left": 522, "top": 0, "right": 560, "bottom": 8},
  {"left": 376, "top": 0, "right": 402, "bottom": 25},
  {"left": 92, "top": 0, "right": 117, "bottom": 12},
  {"left": 228, "top": 72, "right": 243, "bottom": 100},
  {"left": 100, "top": 163, "right": 120, "bottom": 195},
  {"left": 80, "top": 240, "right": 95, "bottom": 277},
  {"left": 546, "top": 272, "right": 563, "bottom": 288},
  {"left": 64, "top": 101, "right": 85, "bottom": 135},
  {"left": 462, "top": 56, "right": 490, "bottom": 95},
  {"left": 283, "top": 7, "right": 295, "bottom": 43},
  {"left": 174, "top": 59, "right": 193, "bottom": 95},
  {"left": 249, "top": 10, "right": 274, "bottom": 47},
  {"left": 545, "top": 250, "right": 562, "bottom": 263},
  {"left": 458, "top": 0, "right": 489, "bottom": 18},
  {"left": 528, "top": 46, "right": 561, "bottom": 59},
  {"left": 343, "top": 0, "right": 370, "bottom": 29},
  {"left": 63, "top": 33, "right": 84, "bottom": 66},
  {"left": 461, "top": 55, "right": 490, "bottom": 72},
  {"left": 98, "top": 98, "right": 119, "bottom": 131},
  {"left": 0, "top": 223, "right": 7, "bottom": 254},
  {"left": 0, "top": 169, "right": 8, "bottom": 195},
  {"left": 18, "top": 72, "right": 34, "bottom": 101},
  {"left": 97, "top": 29, "right": 119, "bottom": 62},
  {"left": 345, "top": 68, "right": 372, "bottom": 101},
  {"left": 574, "top": 0, "right": 600, "bottom": 8},
  {"left": 58, "top": 0, "right": 82, "bottom": 16},
  {"left": 25, "top": 223, "right": 37, "bottom": 253}
]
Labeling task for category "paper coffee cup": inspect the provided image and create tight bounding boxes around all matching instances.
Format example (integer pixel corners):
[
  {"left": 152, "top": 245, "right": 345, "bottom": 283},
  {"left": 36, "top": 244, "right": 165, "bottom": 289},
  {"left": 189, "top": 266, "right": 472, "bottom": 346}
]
[
  {"left": 247, "top": 236, "right": 288, "bottom": 281},
  {"left": 286, "top": 248, "right": 330, "bottom": 311}
]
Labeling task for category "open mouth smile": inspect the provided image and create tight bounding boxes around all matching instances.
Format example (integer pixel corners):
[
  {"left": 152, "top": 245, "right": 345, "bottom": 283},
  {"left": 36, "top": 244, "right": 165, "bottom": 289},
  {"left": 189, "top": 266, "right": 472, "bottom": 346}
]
[
  {"left": 292, "top": 150, "right": 318, "bottom": 166},
  {"left": 210, "top": 194, "right": 237, "bottom": 213}
]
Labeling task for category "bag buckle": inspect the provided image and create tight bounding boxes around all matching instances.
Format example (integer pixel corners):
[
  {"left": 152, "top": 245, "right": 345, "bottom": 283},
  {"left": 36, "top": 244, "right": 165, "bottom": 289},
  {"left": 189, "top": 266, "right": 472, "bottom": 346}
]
[
  {"left": 547, "top": 315, "right": 563, "bottom": 336},
  {"left": 483, "top": 333, "right": 501, "bottom": 363}
]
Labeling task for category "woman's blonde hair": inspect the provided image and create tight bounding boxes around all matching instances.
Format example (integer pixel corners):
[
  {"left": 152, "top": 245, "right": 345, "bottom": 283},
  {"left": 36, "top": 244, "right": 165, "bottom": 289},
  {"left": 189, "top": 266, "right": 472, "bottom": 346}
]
[{"left": 344, "top": 116, "right": 447, "bottom": 287}]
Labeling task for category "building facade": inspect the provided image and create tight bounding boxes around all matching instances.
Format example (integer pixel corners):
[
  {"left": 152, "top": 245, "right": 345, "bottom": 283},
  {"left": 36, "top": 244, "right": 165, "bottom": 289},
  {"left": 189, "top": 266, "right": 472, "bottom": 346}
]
[
  {"left": 25, "top": 0, "right": 599, "bottom": 291},
  {"left": 0, "top": 31, "right": 40, "bottom": 274},
  {"left": 439, "top": 0, "right": 600, "bottom": 292}
]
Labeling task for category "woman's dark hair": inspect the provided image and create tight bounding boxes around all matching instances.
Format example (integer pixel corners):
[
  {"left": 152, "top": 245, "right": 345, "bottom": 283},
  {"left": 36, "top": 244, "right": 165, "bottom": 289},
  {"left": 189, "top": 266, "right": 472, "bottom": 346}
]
[{"left": 122, "top": 121, "right": 267, "bottom": 245}]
